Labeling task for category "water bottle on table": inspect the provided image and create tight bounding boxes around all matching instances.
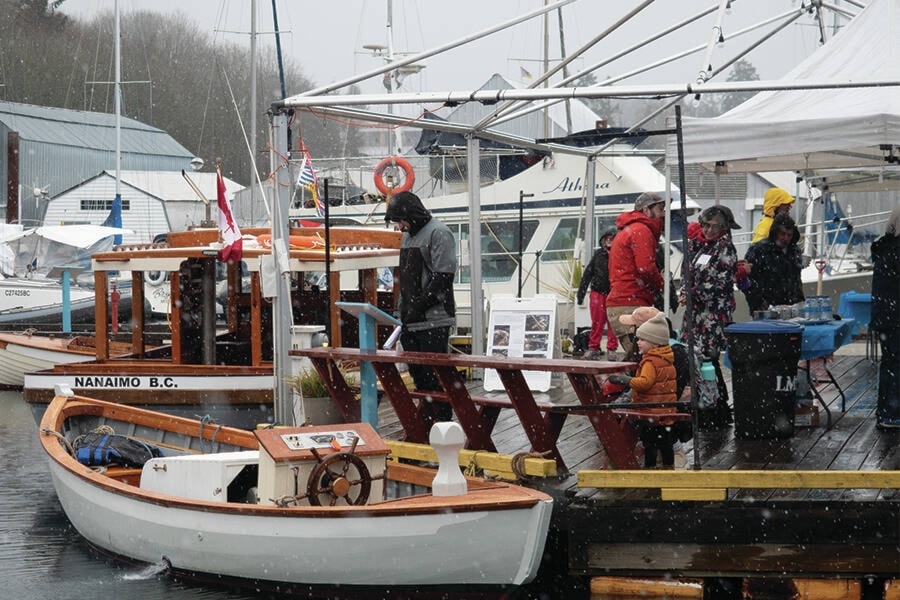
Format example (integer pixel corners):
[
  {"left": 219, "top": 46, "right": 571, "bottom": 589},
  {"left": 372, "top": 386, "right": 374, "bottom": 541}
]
[
  {"left": 820, "top": 295, "right": 833, "bottom": 320},
  {"left": 802, "top": 298, "right": 817, "bottom": 321}
]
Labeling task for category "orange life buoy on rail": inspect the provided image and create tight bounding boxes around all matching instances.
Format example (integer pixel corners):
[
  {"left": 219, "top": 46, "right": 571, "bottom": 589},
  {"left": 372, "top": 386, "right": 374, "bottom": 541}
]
[
  {"left": 256, "top": 234, "right": 322, "bottom": 250},
  {"left": 373, "top": 156, "right": 415, "bottom": 195}
]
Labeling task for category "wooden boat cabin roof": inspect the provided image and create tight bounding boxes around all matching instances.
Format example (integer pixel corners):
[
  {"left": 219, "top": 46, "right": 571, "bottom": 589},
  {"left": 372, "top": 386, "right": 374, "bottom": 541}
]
[{"left": 88, "top": 226, "right": 401, "bottom": 366}]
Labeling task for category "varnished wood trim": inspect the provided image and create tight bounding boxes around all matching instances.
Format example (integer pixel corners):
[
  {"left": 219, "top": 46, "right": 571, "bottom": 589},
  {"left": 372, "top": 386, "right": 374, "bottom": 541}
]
[{"left": 94, "top": 270, "right": 109, "bottom": 360}]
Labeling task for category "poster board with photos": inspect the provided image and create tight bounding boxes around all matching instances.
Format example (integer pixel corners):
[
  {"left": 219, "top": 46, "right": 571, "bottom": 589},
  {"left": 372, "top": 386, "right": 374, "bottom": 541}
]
[{"left": 484, "top": 294, "right": 557, "bottom": 392}]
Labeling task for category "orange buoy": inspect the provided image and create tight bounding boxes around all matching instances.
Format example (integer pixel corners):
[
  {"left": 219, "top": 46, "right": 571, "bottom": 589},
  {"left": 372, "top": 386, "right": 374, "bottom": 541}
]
[{"left": 373, "top": 156, "right": 415, "bottom": 195}]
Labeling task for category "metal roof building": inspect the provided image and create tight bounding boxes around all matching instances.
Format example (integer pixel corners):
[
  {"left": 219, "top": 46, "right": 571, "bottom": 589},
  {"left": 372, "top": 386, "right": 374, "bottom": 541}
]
[
  {"left": 1, "top": 101, "right": 196, "bottom": 225},
  {"left": 45, "top": 170, "right": 244, "bottom": 245}
]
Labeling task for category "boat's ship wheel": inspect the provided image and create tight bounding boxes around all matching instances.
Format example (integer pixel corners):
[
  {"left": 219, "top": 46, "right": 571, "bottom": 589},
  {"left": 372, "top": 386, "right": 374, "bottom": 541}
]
[{"left": 306, "top": 442, "right": 373, "bottom": 506}]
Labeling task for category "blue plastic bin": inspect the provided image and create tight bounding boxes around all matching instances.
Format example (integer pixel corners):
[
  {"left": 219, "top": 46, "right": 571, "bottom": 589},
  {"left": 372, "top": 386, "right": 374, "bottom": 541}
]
[
  {"left": 724, "top": 321, "right": 803, "bottom": 439},
  {"left": 838, "top": 291, "right": 871, "bottom": 336}
]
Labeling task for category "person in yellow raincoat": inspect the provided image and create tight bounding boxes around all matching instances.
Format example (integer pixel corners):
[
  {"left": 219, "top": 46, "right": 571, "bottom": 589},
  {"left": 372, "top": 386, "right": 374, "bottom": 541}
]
[{"left": 751, "top": 187, "right": 795, "bottom": 243}]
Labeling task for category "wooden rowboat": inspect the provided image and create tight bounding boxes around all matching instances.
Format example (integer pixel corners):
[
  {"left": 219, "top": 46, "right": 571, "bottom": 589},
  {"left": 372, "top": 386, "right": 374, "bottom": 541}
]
[
  {"left": 39, "top": 392, "right": 553, "bottom": 588},
  {"left": 0, "top": 332, "right": 137, "bottom": 389}
]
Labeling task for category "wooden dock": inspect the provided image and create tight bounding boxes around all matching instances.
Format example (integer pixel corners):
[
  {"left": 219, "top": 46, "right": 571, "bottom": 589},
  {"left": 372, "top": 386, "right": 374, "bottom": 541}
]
[{"left": 372, "top": 341, "right": 899, "bottom": 598}]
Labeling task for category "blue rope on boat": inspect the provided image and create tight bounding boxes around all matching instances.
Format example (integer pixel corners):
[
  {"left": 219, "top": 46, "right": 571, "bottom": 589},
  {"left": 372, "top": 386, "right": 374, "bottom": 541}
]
[
  {"left": 210, "top": 423, "right": 222, "bottom": 450},
  {"left": 197, "top": 415, "right": 220, "bottom": 453}
]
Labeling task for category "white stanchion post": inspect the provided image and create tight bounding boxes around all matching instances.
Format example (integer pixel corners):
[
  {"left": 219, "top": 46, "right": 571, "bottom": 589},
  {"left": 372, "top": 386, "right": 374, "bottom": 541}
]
[{"left": 429, "top": 422, "right": 468, "bottom": 497}]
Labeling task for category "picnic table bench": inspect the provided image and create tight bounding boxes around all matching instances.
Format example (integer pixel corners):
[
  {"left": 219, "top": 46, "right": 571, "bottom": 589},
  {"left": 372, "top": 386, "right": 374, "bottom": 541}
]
[{"left": 291, "top": 347, "right": 643, "bottom": 472}]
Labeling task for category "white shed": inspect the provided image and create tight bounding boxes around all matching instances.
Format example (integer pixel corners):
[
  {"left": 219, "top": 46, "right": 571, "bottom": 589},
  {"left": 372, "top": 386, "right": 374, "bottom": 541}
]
[{"left": 43, "top": 171, "right": 244, "bottom": 245}]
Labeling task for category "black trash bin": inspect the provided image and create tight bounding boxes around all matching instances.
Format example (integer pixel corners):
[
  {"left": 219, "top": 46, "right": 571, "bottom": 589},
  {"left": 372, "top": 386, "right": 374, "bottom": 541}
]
[{"left": 724, "top": 320, "right": 803, "bottom": 439}]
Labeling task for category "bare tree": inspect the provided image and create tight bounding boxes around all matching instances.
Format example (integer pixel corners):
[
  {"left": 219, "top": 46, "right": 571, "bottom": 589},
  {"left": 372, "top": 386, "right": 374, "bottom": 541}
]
[{"left": 0, "top": 3, "right": 358, "bottom": 186}]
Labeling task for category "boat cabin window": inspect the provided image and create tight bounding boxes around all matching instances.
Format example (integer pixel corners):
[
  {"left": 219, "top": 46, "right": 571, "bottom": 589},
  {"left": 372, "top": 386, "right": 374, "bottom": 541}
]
[
  {"left": 542, "top": 216, "right": 619, "bottom": 263},
  {"left": 451, "top": 220, "right": 538, "bottom": 284},
  {"left": 542, "top": 218, "right": 580, "bottom": 263},
  {"left": 589, "top": 217, "right": 619, "bottom": 248}
]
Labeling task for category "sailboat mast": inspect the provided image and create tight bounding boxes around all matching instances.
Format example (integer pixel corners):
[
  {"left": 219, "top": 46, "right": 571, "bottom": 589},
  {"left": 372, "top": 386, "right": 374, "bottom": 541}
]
[
  {"left": 385, "top": 0, "right": 400, "bottom": 155},
  {"left": 114, "top": 0, "right": 121, "bottom": 201},
  {"left": 271, "top": 0, "right": 287, "bottom": 100},
  {"left": 110, "top": 0, "right": 123, "bottom": 245},
  {"left": 543, "top": 0, "right": 550, "bottom": 139},
  {"left": 250, "top": 0, "right": 258, "bottom": 208}
]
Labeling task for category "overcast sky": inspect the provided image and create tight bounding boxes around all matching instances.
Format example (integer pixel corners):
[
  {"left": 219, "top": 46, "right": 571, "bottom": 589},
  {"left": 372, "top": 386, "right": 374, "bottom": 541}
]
[{"left": 60, "top": 0, "right": 857, "bottom": 98}]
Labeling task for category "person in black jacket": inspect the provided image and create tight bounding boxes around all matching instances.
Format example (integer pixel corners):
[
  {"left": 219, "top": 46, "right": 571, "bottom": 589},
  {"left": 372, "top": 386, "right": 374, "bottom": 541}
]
[
  {"left": 576, "top": 230, "right": 618, "bottom": 359},
  {"left": 743, "top": 213, "right": 805, "bottom": 312},
  {"left": 872, "top": 205, "right": 900, "bottom": 429},
  {"left": 385, "top": 191, "right": 458, "bottom": 422}
]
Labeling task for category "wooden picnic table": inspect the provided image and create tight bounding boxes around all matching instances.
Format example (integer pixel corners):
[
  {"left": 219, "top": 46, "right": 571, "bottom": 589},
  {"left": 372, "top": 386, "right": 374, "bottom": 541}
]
[{"left": 291, "top": 347, "right": 640, "bottom": 472}]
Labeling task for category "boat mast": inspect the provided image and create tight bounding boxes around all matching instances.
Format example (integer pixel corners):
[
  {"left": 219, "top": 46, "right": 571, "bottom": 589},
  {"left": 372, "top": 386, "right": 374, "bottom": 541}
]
[
  {"left": 114, "top": 0, "right": 121, "bottom": 227},
  {"left": 250, "top": 0, "right": 258, "bottom": 209},
  {"left": 385, "top": 0, "right": 401, "bottom": 155},
  {"left": 271, "top": 0, "right": 287, "bottom": 100},
  {"left": 542, "top": 1, "right": 550, "bottom": 139}
]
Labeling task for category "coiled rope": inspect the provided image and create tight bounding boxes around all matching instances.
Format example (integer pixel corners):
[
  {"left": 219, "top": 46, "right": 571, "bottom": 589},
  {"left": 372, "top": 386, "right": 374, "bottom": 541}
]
[{"left": 510, "top": 450, "right": 551, "bottom": 480}]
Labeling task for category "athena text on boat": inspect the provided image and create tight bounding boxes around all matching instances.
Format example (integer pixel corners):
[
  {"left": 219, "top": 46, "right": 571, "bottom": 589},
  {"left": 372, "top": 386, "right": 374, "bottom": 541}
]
[{"left": 545, "top": 176, "right": 611, "bottom": 194}]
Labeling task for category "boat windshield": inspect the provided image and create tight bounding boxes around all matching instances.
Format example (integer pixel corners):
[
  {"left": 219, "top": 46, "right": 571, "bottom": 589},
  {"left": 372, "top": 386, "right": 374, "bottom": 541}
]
[{"left": 452, "top": 220, "right": 539, "bottom": 284}]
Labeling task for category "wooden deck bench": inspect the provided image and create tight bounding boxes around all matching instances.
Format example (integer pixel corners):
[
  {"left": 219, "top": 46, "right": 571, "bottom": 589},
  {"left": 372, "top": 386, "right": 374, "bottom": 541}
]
[
  {"left": 291, "top": 346, "right": 643, "bottom": 472},
  {"left": 405, "top": 388, "right": 566, "bottom": 455}
]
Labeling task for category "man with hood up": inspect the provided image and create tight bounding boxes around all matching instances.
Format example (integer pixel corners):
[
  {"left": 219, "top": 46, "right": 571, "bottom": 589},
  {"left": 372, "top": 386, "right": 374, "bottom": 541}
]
[
  {"left": 751, "top": 187, "right": 795, "bottom": 243},
  {"left": 743, "top": 212, "right": 805, "bottom": 312},
  {"left": 606, "top": 192, "right": 667, "bottom": 359},
  {"left": 385, "top": 191, "right": 457, "bottom": 422}
]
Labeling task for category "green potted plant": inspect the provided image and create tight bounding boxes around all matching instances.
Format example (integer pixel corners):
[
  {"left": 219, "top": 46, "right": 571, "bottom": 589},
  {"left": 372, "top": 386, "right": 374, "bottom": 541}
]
[{"left": 286, "top": 367, "right": 358, "bottom": 426}]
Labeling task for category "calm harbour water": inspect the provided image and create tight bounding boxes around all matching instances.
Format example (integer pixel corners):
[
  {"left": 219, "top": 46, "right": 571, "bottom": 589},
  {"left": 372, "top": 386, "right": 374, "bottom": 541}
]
[{"left": 0, "top": 390, "right": 570, "bottom": 600}]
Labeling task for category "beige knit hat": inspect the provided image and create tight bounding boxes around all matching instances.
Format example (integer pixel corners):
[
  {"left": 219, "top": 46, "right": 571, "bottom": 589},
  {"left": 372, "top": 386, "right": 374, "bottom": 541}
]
[{"left": 635, "top": 313, "right": 670, "bottom": 346}]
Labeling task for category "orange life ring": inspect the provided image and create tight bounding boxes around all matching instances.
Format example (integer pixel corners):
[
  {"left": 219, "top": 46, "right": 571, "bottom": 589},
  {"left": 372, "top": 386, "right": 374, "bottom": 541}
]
[
  {"left": 256, "top": 234, "right": 322, "bottom": 249},
  {"left": 373, "top": 156, "right": 415, "bottom": 195}
]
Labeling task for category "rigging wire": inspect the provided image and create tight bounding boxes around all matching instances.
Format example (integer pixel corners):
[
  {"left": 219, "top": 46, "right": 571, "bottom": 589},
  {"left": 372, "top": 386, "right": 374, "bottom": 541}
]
[{"left": 221, "top": 65, "right": 272, "bottom": 221}]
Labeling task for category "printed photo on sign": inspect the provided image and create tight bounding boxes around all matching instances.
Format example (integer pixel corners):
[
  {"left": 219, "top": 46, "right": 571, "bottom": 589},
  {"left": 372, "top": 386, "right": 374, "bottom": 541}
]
[
  {"left": 492, "top": 325, "right": 510, "bottom": 347},
  {"left": 524, "top": 333, "right": 549, "bottom": 352},
  {"left": 525, "top": 313, "right": 550, "bottom": 331}
]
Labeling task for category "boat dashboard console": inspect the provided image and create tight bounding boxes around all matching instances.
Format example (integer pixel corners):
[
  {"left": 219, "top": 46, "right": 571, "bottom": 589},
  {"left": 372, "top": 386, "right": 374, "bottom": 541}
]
[
  {"left": 139, "top": 422, "right": 391, "bottom": 507},
  {"left": 255, "top": 422, "right": 390, "bottom": 507}
]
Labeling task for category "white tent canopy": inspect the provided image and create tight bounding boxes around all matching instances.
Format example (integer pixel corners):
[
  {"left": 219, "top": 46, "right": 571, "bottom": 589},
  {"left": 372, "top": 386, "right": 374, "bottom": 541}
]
[{"left": 666, "top": 0, "right": 900, "bottom": 174}]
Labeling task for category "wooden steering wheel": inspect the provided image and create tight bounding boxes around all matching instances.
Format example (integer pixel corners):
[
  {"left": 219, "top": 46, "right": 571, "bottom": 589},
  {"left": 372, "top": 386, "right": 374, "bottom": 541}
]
[{"left": 306, "top": 442, "right": 373, "bottom": 506}]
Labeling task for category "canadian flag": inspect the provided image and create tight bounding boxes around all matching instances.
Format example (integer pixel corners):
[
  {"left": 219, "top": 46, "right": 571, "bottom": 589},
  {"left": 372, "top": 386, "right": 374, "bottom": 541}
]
[{"left": 216, "top": 164, "right": 242, "bottom": 263}]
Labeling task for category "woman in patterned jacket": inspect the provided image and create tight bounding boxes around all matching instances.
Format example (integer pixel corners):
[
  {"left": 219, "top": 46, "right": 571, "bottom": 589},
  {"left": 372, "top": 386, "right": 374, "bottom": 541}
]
[{"left": 680, "top": 205, "right": 744, "bottom": 430}]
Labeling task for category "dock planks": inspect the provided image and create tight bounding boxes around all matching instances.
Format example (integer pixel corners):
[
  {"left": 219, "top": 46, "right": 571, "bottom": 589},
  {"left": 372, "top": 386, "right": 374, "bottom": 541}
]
[{"left": 375, "top": 344, "right": 900, "bottom": 582}]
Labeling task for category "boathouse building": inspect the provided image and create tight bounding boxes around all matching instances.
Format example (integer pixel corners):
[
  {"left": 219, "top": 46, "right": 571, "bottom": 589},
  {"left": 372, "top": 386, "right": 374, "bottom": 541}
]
[{"left": 1, "top": 100, "right": 196, "bottom": 227}]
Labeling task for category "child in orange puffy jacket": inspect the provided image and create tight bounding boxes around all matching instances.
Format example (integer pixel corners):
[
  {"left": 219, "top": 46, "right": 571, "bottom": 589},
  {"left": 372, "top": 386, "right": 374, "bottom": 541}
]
[{"left": 607, "top": 313, "right": 680, "bottom": 468}]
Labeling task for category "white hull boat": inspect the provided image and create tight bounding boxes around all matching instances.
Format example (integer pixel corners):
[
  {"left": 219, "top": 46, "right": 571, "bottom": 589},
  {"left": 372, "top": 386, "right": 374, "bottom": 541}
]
[
  {"left": 291, "top": 147, "right": 698, "bottom": 333},
  {"left": 0, "top": 333, "right": 136, "bottom": 388},
  {"left": 0, "top": 275, "right": 103, "bottom": 324},
  {"left": 0, "top": 223, "right": 135, "bottom": 325},
  {"left": 39, "top": 393, "right": 553, "bottom": 588}
]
